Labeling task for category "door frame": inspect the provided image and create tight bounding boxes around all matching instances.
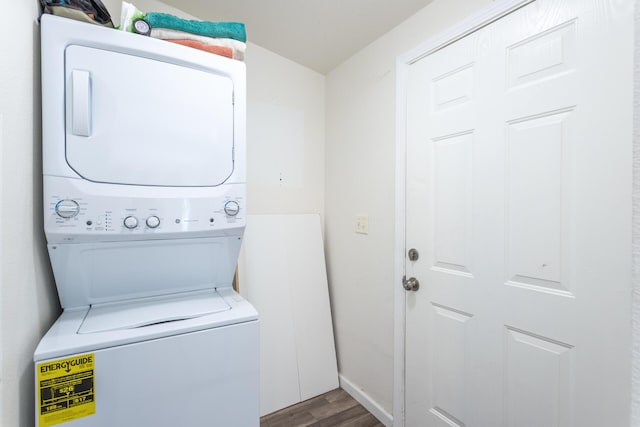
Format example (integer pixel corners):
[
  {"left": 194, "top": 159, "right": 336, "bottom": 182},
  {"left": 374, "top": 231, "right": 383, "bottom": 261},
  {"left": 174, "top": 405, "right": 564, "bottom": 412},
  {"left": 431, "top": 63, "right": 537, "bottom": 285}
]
[{"left": 392, "top": 0, "right": 638, "bottom": 425}]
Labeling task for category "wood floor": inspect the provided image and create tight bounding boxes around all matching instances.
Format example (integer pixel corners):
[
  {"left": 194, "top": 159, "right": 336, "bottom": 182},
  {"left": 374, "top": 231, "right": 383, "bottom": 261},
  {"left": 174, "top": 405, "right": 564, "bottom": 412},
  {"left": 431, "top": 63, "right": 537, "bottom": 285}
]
[{"left": 260, "top": 388, "right": 385, "bottom": 427}]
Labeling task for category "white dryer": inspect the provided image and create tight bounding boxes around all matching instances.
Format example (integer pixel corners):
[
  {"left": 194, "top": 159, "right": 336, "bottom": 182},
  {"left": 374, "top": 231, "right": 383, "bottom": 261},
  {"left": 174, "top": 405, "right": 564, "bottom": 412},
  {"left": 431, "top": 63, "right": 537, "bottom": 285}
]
[{"left": 34, "top": 15, "right": 258, "bottom": 427}]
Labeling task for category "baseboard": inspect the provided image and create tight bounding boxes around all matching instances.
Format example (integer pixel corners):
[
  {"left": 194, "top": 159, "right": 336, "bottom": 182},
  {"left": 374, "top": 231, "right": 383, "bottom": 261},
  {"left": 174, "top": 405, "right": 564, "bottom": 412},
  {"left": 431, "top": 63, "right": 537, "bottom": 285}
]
[{"left": 339, "top": 374, "right": 393, "bottom": 426}]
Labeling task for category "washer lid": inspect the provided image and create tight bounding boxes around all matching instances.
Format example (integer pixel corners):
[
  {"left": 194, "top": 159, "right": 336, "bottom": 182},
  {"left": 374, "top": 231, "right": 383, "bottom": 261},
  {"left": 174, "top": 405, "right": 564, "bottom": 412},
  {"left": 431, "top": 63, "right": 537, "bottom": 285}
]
[
  {"left": 78, "top": 290, "right": 230, "bottom": 334},
  {"left": 64, "top": 44, "right": 235, "bottom": 187}
]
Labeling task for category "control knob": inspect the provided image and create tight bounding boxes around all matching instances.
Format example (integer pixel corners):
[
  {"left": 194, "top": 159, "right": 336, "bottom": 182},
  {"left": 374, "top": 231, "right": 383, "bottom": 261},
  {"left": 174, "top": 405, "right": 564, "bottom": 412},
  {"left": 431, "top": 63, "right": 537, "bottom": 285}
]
[
  {"left": 124, "top": 216, "right": 139, "bottom": 229},
  {"left": 224, "top": 200, "right": 240, "bottom": 217},
  {"left": 55, "top": 200, "right": 80, "bottom": 219},
  {"left": 146, "top": 215, "right": 160, "bottom": 228}
]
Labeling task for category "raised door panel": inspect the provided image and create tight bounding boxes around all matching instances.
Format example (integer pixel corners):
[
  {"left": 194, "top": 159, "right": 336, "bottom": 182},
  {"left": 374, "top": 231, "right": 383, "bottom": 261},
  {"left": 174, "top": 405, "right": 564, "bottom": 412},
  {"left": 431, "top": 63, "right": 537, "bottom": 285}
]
[
  {"left": 428, "top": 304, "right": 474, "bottom": 427},
  {"left": 505, "top": 110, "right": 574, "bottom": 296},
  {"left": 504, "top": 327, "right": 573, "bottom": 427},
  {"left": 431, "top": 132, "right": 474, "bottom": 277}
]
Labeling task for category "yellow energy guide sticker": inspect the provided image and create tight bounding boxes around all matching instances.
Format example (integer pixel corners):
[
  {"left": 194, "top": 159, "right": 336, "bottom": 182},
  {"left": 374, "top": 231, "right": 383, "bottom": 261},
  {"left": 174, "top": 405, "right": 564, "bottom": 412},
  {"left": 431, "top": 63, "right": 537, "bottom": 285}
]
[{"left": 37, "top": 353, "right": 95, "bottom": 427}]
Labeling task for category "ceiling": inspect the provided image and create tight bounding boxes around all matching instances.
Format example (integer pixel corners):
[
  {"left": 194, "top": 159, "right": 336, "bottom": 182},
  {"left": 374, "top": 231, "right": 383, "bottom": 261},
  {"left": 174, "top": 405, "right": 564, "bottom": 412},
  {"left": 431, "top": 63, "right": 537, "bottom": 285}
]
[{"left": 161, "top": 0, "right": 434, "bottom": 74}]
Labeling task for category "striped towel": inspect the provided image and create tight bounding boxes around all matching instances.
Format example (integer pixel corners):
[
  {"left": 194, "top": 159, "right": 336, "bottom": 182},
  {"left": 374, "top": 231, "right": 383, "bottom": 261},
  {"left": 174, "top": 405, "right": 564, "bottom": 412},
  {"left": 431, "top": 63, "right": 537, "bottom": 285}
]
[
  {"left": 164, "top": 40, "right": 234, "bottom": 58},
  {"left": 151, "top": 28, "right": 245, "bottom": 60}
]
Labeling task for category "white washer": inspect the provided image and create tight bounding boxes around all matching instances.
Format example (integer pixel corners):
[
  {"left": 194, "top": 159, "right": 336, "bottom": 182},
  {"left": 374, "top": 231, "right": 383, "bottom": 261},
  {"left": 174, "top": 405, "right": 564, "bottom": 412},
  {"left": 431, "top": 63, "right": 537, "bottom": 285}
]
[
  {"left": 34, "top": 15, "right": 258, "bottom": 427},
  {"left": 36, "top": 289, "right": 258, "bottom": 426}
]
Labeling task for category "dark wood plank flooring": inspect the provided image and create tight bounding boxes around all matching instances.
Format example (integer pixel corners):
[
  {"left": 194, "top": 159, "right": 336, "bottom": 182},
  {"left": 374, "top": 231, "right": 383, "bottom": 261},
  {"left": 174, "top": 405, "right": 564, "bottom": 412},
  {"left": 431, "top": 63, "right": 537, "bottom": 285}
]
[{"left": 260, "top": 388, "right": 385, "bottom": 427}]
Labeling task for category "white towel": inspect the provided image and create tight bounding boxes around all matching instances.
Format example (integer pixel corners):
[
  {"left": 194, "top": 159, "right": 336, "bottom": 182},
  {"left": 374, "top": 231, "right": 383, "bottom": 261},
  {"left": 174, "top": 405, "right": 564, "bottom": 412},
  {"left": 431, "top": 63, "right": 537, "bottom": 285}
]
[{"left": 150, "top": 28, "right": 246, "bottom": 60}]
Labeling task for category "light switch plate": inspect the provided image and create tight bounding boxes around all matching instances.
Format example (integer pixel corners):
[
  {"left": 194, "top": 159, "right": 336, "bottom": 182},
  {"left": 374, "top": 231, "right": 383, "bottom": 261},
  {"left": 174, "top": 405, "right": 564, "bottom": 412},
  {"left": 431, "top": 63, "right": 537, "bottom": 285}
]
[{"left": 355, "top": 215, "right": 369, "bottom": 234}]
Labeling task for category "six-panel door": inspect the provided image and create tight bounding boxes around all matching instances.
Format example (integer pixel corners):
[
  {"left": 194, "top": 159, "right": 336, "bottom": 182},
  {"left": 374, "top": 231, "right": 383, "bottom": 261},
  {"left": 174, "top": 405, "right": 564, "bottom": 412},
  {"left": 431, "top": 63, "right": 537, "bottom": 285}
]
[{"left": 405, "top": 0, "right": 633, "bottom": 425}]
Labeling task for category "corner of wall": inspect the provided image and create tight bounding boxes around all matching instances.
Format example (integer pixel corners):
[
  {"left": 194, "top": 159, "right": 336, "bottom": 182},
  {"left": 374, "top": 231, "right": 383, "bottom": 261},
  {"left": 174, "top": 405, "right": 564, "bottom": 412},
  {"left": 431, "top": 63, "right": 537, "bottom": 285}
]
[
  {"left": 1, "top": 4, "right": 61, "bottom": 426},
  {"left": 632, "top": 290, "right": 640, "bottom": 426},
  {"left": 339, "top": 374, "right": 393, "bottom": 426},
  {"left": 632, "top": 2, "right": 640, "bottom": 425},
  {"left": 0, "top": 112, "right": 4, "bottom": 425},
  {"left": 324, "top": 0, "right": 494, "bottom": 417}
]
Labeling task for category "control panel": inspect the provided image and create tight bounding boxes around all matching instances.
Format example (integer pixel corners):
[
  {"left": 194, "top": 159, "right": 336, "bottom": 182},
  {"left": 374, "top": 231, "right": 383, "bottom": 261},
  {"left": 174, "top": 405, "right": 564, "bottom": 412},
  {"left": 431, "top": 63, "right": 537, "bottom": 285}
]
[{"left": 44, "top": 177, "right": 245, "bottom": 243}]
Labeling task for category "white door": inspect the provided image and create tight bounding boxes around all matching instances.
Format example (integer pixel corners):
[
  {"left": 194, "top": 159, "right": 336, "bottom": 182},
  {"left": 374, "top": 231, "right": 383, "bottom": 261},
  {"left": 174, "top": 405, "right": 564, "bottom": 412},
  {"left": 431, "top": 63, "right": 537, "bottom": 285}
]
[{"left": 404, "top": 0, "right": 633, "bottom": 426}]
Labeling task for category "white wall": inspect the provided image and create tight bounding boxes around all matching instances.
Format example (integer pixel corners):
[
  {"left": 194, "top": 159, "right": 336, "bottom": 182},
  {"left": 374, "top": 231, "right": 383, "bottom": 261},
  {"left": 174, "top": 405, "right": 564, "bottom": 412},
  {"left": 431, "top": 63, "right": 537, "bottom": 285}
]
[
  {"left": 632, "top": 0, "right": 640, "bottom": 424},
  {"left": 245, "top": 45, "right": 325, "bottom": 217},
  {"left": 0, "top": 112, "right": 3, "bottom": 422},
  {"left": 0, "top": 1, "right": 324, "bottom": 425},
  {"left": 0, "top": 2, "right": 61, "bottom": 426},
  {"left": 324, "top": 0, "right": 493, "bottom": 415}
]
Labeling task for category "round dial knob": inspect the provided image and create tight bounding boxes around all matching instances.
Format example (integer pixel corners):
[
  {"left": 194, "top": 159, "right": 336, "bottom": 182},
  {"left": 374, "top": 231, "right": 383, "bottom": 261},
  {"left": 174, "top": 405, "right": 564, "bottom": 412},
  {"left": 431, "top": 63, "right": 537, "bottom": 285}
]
[
  {"left": 146, "top": 215, "right": 160, "bottom": 228},
  {"left": 55, "top": 200, "right": 80, "bottom": 219},
  {"left": 123, "top": 216, "right": 139, "bottom": 229},
  {"left": 224, "top": 200, "right": 240, "bottom": 217}
]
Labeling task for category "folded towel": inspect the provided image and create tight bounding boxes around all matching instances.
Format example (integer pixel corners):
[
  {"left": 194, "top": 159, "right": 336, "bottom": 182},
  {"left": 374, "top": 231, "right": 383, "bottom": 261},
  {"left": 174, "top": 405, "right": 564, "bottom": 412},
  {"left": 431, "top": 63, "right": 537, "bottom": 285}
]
[
  {"left": 146, "top": 12, "right": 246, "bottom": 43},
  {"left": 164, "top": 39, "right": 234, "bottom": 58},
  {"left": 151, "top": 28, "right": 246, "bottom": 60}
]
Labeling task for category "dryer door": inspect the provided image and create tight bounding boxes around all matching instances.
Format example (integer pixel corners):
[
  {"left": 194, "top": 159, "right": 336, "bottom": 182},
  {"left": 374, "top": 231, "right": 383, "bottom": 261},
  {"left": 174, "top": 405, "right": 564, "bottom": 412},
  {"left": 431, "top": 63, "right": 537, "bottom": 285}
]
[{"left": 64, "top": 45, "right": 234, "bottom": 187}]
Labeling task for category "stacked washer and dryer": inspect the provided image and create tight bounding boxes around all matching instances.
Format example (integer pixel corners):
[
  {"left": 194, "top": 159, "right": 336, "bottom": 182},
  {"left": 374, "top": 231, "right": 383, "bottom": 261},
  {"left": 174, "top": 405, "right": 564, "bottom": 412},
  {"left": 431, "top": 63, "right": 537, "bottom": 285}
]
[{"left": 34, "top": 15, "right": 258, "bottom": 427}]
